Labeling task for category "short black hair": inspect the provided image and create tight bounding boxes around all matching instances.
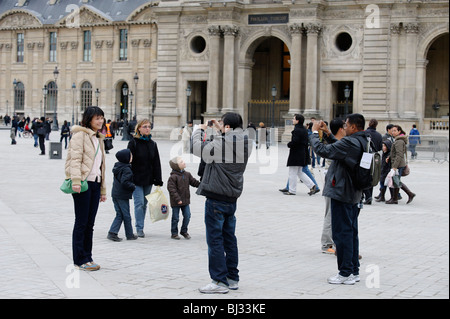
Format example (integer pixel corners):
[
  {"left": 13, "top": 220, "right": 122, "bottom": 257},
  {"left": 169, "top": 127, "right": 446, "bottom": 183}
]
[
  {"left": 386, "top": 124, "right": 394, "bottom": 131},
  {"left": 81, "top": 106, "right": 105, "bottom": 130},
  {"left": 346, "top": 113, "right": 365, "bottom": 131},
  {"left": 330, "top": 118, "right": 345, "bottom": 135},
  {"left": 294, "top": 114, "right": 305, "bottom": 125},
  {"left": 221, "top": 112, "right": 243, "bottom": 129}
]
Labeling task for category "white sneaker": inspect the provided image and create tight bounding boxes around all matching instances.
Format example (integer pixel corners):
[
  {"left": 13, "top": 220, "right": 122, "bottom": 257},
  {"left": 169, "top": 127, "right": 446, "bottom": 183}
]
[
  {"left": 351, "top": 274, "right": 360, "bottom": 282},
  {"left": 198, "top": 281, "right": 229, "bottom": 294},
  {"left": 327, "top": 273, "right": 356, "bottom": 285},
  {"left": 227, "top": 278, "right": 239, "bottom": 290}
]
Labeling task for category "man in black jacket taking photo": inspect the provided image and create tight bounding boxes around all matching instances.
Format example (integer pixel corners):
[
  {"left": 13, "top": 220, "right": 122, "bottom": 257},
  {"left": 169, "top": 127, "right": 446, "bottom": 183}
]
[{"left": 309, "top": 113, "right": 368, "bottom": 285}]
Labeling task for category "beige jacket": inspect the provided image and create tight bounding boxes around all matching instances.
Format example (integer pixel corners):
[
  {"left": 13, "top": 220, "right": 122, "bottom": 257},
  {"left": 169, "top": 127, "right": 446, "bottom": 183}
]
[{"left": 65, "top": 125, "right": 106, "bottom": 195}]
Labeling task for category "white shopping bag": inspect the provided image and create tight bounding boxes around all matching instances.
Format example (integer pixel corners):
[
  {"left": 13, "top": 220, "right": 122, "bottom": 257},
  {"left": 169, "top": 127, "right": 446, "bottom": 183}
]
[{"left": 145, "top": 186, "right": 170, "bottom": 223}]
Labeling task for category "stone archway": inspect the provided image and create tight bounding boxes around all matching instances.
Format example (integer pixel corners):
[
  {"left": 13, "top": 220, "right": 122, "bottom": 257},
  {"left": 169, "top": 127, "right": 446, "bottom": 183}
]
[
  {"left": 424, "top": 33, "right": 449, "bottom": 118},
  {"left": 238, "top": 28, "right": 292, "bottom": 126}
]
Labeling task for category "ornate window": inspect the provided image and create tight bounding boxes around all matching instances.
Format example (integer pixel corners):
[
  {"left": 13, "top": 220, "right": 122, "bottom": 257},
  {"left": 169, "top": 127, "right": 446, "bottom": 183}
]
[
  {"left": 49, "top": 32, "right": 57, "bottom": 62},
  {"left": 17, "top": 33, "right": 24, "bottom": 62},
  {"left": 83, "top": 30, "right": 92, "bottom": 61},
  {"left": 119, "top": 29, "right": 128, "bottom": 61},
  {"left": 81, "top": 81, "right": 93, "bottom": 111}
]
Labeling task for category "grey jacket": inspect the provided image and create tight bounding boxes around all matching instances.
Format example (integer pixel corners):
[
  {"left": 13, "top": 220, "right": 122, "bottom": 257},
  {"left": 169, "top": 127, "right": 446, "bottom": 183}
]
[
  {"left": 309, "top": 131, "right": 368, "bottom": 204},
  {"left": 192, "top": 128, "right": 251, "bottom": 203}
]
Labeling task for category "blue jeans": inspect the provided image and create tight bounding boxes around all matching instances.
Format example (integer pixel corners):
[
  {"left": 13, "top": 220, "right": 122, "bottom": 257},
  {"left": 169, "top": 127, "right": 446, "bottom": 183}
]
[
  {"left": 171, "top": 205, "right": 191, "bottom": 235},
  {"left": 133, "top": 185, "right": 152, "bottom": 232},
  {"left": 109, "top": 198, "right": 134, "bottom": 238},
  {"left": 330, "top": 198, "right": 360, "bottom": 277},
  {"left": 71, "top": 181, "right": 101, "bottom": 266},
  {"left": 204, "top": 198, "right": 239, "bottom": 286}
]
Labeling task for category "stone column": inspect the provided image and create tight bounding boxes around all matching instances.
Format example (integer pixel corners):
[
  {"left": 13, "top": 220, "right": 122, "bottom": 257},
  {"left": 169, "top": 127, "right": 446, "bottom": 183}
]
[
  {"left": 206, "top": 25, "right": 222, "bottom": 115},
  {"left": 222, "top": 25, "right": 239, "bottom": 113},
  {"left": 389, "top": 23, "right": 401, "bottom": 118},
  {"left": 415, "top": 59, "right": 428, "bottom": 120},
  {"left": 288, "top": 23, "right": 303, "bottom": 114},
  {"left": 304, "top": 23, "right": 321, "bottom": 117},
  {"left": 403, "top": 23, "right": 419, "bottom": 118}
]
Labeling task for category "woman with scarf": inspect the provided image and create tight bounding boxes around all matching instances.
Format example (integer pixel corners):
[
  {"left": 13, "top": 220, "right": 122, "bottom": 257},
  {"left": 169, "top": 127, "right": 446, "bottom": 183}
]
[
  {"left": 127, "top": 119, "right": 163, "bottom": 237},
  {"left": 386, "top": 125, "right": 416, "bottom": 204}
]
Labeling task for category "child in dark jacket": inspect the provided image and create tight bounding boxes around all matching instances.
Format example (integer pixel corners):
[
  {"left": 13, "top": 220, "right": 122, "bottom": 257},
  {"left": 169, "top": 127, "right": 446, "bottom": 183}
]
[
  {"left": 375, "top": 139, "right": 392, "bottom": 202},
  {"left": 107, "top": 149, "right": 137, "bottom": 241},
  {"left": 167, "top": 156, "right": 200, "bottom": 239}
]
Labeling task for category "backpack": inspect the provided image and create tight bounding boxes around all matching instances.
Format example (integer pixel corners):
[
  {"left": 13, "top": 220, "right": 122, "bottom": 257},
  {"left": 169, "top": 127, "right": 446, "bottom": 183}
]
[{"left": 349, "top": 135, "right": 381, "bottom": 190}]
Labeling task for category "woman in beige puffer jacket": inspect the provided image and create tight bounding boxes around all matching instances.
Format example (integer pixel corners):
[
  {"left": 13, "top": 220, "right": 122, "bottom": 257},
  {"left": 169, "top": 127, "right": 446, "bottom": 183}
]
[{"left": 65, "top": 106, "right": 107, "bottom": 271}]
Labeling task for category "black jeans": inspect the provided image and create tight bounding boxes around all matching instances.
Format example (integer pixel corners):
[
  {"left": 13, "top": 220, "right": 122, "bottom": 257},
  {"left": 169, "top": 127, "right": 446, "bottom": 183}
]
[
  {"left": 71, "top": 181, "right": 101, "bottom": 266},
  {"left": 38, "top": 135, "right": 45, "bottom": 154},
  {"left": 330, "top": 199, "right": 360, "bottom": 277}
]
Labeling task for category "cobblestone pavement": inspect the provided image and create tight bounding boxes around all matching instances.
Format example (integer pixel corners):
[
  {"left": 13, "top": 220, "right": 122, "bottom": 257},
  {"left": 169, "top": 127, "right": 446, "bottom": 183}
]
[{"left": 0, "top": 129, "right": 448, "bottom": 302}]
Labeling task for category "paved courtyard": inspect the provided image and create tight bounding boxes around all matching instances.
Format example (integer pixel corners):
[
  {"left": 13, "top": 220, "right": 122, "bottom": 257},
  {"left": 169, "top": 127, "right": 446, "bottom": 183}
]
[{"left": 0, "top": 129, "right": 448, "bottom": 302}]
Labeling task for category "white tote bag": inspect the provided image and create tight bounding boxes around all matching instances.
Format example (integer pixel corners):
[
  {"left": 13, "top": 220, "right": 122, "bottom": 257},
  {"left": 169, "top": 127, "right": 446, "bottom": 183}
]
[{"left": 145, "top": 186, "right": 170, "bottom": 223}]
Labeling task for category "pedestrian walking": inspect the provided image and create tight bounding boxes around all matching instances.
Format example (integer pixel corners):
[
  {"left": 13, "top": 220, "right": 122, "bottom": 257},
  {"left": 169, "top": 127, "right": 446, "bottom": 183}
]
[
  {"left": 310, "top": 114, "right": 369, "bottom": 285},
  {"left": 127, "top": 119, "right": 163, "bottom": 238},
  {"left": 408, "top": 124, "right": 421, "bottom": 159},
  {"left": 65, "top": 106, "right": 107, "bottom": 271},
  {"left": 31, "top": 118, "right": 39, "bottom": 147},
  {"left": 362, "top": 119, "right": 383, "bottom": 204},
  {"left": 107, "top": 149, "right": 137, "bottom": 242},
  {"left": 36, "top": 117, "right": 46, "bottom": 155},
  {"left": 167, "top": 156, "right": 200, "bottom": 240},
  {"left": 181, "top": 121, "right": 193, "bottom": 153},
  {"left": 192, "top": 112, "right": 252, "bottom": 294},
  {"left": 386, "top": 125, "right": 416, "bottom": 204},
  {"left": 282, "top": 114, "right": 318, "bottom": 196},
  {"left": 60, "top": 120, "right": 70, "bottom": 149},
  {"left": 375, "top": 140, "right": 392, "bottom": 202}
]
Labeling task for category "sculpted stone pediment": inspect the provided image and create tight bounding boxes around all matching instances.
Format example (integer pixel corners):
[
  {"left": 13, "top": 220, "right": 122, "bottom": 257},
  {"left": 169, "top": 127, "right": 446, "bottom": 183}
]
[
  {"left": 0, "top": 11, "right": 42, "bottom": 29},
  {"left": 58, "top": 6, "right": 112, "bottom": 27}
]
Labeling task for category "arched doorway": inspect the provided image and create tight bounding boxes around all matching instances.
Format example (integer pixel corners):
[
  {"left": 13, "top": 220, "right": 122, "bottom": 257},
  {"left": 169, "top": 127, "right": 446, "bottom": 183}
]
[
  {"left": 116, "top": 81, "right": 129, "bottom": 121},
  {"left": 248, "top": 37, "right": 290, "bottom": 127},
  {"left": 425, "top": 33, "right": 449, "bottom": 118}
]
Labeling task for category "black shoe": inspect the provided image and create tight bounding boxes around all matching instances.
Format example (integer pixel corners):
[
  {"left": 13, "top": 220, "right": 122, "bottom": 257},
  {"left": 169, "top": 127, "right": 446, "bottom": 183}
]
[
  {"left": 308, "top": 185, "right": 320, "bottom": 196},
  {"left": 107, "top": 232, "right": 123, "bottom": 242},
  {"left": 180, "top": 232, "right": 191, "bottom": 239},
  {"left": 127, "top": 235, "right": 138, "bottom": 240},
  {"left": 279, "top": 188, "right": 288, "bottom": 193},
  {"left": 283, "top": 191, "right": 296, "bottom": 195},
  {"left": 39, "top": 152, "right": 45, "bottom": 155}
]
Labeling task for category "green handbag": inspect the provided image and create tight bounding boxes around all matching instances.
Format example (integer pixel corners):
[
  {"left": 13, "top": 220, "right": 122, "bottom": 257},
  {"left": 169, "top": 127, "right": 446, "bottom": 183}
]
[
  {"left": 61, "top": 140, "right": 99, "bottom": 194},
  {"left": 60, "top": 179, "right": 89, "bottom": 194}
]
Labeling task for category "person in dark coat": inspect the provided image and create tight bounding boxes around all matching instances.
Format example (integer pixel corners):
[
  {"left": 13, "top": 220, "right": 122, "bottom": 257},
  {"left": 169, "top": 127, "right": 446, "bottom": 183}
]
[
  {"left": 362, "top": 118, "right": 383, "bottom": 204},
  {"left": 127, "top": 119, "right": 163, "bottom": 238},
  {"left": 375, "top": 139, "right": 392, "bottom": 202},
  {"left": 36, "top": 117, "right": 47, "bottom": 155},
  {"left": 167, "top": 156, "right": 200, "bottom": 240},
  {"left": 284, "top": 114, "right": 318, "bottom": 196},
  {"left": 310, "top": 114, "right": 368, "bottom": 285},
  {"left": 107, "top": 149, "right": 137, "bottom": 241}
]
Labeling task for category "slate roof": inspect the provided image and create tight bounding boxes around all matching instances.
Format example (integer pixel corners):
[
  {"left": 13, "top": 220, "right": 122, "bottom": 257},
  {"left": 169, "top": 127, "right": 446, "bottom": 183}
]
[{"left": 0, "top": 0, "right": 155, "bottom": 25}]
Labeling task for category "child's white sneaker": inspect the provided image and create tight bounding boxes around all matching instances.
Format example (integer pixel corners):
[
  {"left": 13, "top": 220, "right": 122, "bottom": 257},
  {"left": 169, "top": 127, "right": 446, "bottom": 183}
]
[{"left": 198, "top": 281, "right": 229, "bottom": 294}]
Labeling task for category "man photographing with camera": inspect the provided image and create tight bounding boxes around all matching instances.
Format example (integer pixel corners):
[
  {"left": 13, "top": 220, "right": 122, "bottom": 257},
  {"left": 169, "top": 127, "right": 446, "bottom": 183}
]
[
  {"left": 192, "top": 112, "right": 252, "bottom": 294},
  {"left": 309, "top": 114, "right": 368, "bottom": 285}
]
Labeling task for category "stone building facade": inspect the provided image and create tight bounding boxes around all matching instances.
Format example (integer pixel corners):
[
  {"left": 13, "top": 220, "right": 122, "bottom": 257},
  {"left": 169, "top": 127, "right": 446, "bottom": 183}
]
[{"left": 0, "top": 0, "right": 448, "bottom": 139}]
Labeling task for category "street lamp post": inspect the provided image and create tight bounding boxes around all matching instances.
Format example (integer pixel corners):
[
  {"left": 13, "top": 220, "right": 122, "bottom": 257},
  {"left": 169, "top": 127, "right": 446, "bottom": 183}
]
[
  {"left": 122, "top": 86, "right": 129, "bottom": 141},
  {"left": 271, "top": 85, "right": 277, "bottom": 128},
  {"left": 13, "top": 78, "right": 17, "bottom": 117},
  {"left": 52, "top": 66, "right": 59, "bottom": 130},
  {"left": 186, "top": 84, "right": 191, "bottom": 123},
  {"left": 134, "top": 73, "right": 139, "bottom": 120},
  {"left": 95, "top": 88, "right": 100, "bottom": 107},
  {"left": 42, "top": 85, "right": 48, "bottom": 119},
  {"left": 432, "top": 88, "right": 440, "bottom": 118},
  {"left": 344, "top": 84, "right": 351, "bottom": 117},
  {"left": 72, "top": 83, "right": 76, "bottom": 126},
  {"left": 151, "top": 97, "right": 156, "bottom": 129}
]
